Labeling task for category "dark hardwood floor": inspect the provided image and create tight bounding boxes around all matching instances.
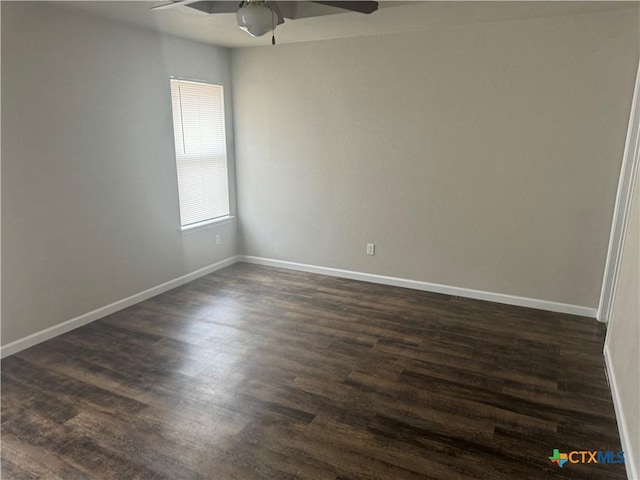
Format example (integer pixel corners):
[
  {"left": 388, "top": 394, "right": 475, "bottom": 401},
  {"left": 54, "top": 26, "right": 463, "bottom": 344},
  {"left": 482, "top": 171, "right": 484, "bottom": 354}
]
[{"left": 1, "top": 263, "right": 626, "bottom": 479}]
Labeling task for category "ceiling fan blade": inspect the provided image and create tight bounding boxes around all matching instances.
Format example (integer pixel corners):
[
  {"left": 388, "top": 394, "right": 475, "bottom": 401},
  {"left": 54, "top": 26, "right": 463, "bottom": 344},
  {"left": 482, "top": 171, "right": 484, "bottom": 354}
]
[
  {"left": 266, "top": 1, "right": 286, "bottom": 25},
  {"left": 177, "top": 1, "right": 284, "bottom": 25},
  {"left": 151, "top": 0, "right": 203, "bottom": 11},
  {"left": 311, "top": 1, "right": 378, "bottom": 14},
  {"left": 274, "top": 1, "right": 298, "bottom": 19},
  {"left": 184, "top": 1, "right": 240, "bottom": 15},
  {"left": 276, "top": 1, "right": 363, "bottom": 19}
]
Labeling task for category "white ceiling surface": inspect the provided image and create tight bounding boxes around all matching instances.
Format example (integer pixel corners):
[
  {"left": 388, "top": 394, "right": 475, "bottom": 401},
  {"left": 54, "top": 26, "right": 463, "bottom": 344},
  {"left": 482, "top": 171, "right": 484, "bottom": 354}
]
[{"left": 62, "top": 1, "right": 637, "bottom": 48}]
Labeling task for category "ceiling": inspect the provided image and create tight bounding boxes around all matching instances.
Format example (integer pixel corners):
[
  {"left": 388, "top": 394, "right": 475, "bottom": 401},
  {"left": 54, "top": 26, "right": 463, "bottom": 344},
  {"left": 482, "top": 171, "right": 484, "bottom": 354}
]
[{"left": 60, "top": 1, "right": 638, "bottom": 48}]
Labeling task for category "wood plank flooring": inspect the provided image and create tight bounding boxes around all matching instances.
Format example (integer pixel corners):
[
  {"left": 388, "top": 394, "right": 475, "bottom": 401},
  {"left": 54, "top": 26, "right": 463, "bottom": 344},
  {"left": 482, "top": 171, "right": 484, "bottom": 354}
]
[{"left": 1, "top": 263, "right": 626, "bottom": 479}]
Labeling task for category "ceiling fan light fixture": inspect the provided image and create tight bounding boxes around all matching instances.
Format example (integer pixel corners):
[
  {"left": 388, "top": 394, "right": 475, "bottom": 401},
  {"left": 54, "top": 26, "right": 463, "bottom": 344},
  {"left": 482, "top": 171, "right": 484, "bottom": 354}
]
[{"left": 236, "top": 2, "right": 274, "bottom": 37}]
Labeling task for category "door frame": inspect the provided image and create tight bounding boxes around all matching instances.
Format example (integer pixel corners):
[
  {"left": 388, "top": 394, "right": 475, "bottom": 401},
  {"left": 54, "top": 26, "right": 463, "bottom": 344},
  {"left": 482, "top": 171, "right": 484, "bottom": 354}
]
[{"left": 598, "top": 61, "right": 640, "bottom": 323}]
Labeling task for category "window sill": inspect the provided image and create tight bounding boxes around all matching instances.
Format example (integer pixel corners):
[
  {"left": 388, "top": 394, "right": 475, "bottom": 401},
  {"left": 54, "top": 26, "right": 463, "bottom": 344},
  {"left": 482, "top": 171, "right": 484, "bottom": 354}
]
[{"left": 180, "top": 215, "right": 235, "bottom": 234}]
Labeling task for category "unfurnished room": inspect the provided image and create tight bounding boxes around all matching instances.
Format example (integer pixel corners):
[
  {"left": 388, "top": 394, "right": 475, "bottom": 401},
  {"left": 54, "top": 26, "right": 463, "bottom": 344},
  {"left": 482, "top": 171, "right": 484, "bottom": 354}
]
[{"left": 1, "top": 1, "right": 639, "bottom": 479}]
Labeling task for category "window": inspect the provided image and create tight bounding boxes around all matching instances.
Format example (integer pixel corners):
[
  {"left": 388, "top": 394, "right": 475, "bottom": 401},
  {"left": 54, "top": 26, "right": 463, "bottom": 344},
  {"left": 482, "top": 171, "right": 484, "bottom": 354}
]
[{"left": 170, "top": 78, "right": 230, "bottom": 229}]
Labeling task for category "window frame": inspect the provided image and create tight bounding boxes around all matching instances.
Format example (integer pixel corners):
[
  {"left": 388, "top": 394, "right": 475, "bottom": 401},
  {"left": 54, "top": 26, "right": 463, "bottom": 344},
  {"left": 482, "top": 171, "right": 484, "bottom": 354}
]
[{"left": 169, "top": 76, "right": 232, "bottom": 232}]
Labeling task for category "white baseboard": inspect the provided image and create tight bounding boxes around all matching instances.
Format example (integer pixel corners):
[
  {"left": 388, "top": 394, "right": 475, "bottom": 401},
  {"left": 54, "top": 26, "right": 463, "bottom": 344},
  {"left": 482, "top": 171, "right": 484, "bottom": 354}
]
[
  {"left": 238, "top": 255, "right": 597, "bottom": 318},
  {"left": 2, "top": 254, "right": 597, "bottom": 359},
  {"left": 0, "top": 256, "right": 240, "bottom": 359},
  {"left": 604, "top": 345, "right": 639, "bottom": 480}
]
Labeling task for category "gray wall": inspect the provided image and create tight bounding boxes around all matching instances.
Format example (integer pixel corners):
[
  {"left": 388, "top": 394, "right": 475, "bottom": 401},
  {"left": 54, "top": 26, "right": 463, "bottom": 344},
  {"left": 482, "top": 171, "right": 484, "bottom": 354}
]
[
  {"left": 1, "top": 2, "right": 238, "bottom": 345},
  {"left": 606, "top": 165, "right": 639, "bottom": 477},
  {"left": 232, "top": 7, "right": 638, "bottom": 308}
]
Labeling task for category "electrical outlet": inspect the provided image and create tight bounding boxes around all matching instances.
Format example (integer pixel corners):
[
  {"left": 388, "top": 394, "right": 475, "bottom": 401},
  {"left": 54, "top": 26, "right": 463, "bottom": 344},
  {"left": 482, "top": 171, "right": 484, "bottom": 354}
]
[
  {"left": 367, "top": 243, "right": 375, "bottom": 255},
  {"left": 215, "top": 234, "right": 221, "bottom": 245}
]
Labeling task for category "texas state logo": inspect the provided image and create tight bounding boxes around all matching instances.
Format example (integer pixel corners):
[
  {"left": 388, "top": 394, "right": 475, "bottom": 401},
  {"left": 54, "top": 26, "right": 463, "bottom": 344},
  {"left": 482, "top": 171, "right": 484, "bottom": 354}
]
[
  {"left": 549, "top": 449, "right": 624, "bottom": 468},
  {"left": 549, "top": 449, "right": 569, "bottom": 468}
]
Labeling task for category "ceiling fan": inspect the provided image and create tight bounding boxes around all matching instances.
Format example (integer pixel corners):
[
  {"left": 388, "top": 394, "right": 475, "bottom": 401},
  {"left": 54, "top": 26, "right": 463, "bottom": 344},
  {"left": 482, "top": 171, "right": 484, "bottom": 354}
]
[{"left": 152, "top": 1, "right": 379, "bottom": 43}]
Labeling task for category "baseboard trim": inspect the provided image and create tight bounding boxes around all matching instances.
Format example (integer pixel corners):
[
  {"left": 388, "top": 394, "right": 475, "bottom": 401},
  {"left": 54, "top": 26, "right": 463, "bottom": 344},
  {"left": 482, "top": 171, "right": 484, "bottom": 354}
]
[
  {"left": 238, "top": 256, "right": 597, "bottom": 318},
  {"left": 604, "top": 345, "right": 638, "bottom": 480},
  {"left": 2, "top": 254, "right": 597, "bottom": 358},
  {"left": 0, "top": 256, "right": 240, "bottom": 359}
]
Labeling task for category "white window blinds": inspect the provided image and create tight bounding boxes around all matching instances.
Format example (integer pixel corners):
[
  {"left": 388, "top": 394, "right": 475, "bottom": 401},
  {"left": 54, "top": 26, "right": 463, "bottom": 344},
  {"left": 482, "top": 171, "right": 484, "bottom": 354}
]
[{"left": 170, "top": 78, "right": 230, "bottom": 228}]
